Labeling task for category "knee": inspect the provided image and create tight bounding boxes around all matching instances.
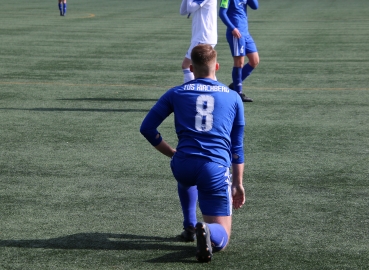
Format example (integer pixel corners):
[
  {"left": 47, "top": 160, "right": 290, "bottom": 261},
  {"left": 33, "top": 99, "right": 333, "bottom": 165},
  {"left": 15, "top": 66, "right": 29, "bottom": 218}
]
[
  {"left": 248, "top": 53, "right": 260, "bottom": 68},
  {"left": 213, "top": 235, "right": 230, "bottom": 252},
  {"left": 182, "top": 58, "right": 191, "bottom": 70},
  {"left": 249, "top": 57, "right": 260, "bottom": 68}
]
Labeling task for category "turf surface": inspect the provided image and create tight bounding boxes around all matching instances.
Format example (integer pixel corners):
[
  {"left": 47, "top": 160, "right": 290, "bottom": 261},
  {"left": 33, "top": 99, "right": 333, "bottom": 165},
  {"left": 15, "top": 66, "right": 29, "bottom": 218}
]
[{"left": 1, "top": 0, "right": 368, "bottom": 269}]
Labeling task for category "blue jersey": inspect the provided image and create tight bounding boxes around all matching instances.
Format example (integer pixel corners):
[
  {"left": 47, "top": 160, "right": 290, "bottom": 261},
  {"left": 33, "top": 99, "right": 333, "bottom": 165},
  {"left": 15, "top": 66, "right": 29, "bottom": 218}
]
[
  {"left": 141, "top": 78, "right": 245, "bottom": 167},
  {"left": 219, "top": 0, "right": 258, "bottom": 36}
]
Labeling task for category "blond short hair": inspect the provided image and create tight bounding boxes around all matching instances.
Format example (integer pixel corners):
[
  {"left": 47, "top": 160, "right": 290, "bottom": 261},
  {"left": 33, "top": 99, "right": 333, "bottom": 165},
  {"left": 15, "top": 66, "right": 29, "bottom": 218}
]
[{"left": 191, "top": 44, "right": 217, "bottom": 78}]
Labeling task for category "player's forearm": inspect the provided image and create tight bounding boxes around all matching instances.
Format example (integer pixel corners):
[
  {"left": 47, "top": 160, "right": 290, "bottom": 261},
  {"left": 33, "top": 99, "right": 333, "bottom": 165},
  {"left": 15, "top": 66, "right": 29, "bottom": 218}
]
[
  {"left": 231, "top": 163, "right": 244, "bottom": 186},
  {"left": 180, "top": 0, "right": 188, "bottom": 15},
  {"left": 230, "top": 124, "right": 245, "bottom": 163},
  {"left": 219, "top": 8, "right": 236, "bottom": 30},
  {"left": 186, "top": 0, "right": 203, "bottom": 13},
  {"left": 140, "top": 110, "right": 167, "bottom": 146},
  {"left": 154, "top": 140, "right": 176, "bottom": 158}
]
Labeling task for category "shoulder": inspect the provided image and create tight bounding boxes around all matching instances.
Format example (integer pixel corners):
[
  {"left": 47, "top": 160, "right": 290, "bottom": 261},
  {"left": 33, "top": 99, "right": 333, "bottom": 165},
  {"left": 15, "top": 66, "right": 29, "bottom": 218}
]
[
  {"left": 220, "top": 0, "right": 231, "bottom": 7},
  {"left": 158, "top": 85, "right": 183, "bottom": 102}
]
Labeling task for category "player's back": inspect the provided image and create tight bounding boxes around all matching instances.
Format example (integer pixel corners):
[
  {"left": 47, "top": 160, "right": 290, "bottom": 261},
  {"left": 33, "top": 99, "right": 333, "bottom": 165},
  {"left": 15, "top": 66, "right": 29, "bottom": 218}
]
[{"left": 169, "top": 78, "right": 244, "bottom": 166}]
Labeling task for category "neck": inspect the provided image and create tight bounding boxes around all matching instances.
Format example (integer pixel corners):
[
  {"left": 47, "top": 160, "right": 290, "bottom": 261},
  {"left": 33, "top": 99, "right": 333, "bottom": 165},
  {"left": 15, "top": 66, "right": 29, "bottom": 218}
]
[{"left": 194, "top": 72, "right": 216, "bottom": 80}]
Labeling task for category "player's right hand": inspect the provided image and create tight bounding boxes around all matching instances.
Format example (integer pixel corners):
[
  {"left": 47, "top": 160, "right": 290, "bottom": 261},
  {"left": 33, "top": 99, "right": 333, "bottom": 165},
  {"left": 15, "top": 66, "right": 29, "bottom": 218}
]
[{"left": 232, "top": 28, "right": 242, "bottom": 39}]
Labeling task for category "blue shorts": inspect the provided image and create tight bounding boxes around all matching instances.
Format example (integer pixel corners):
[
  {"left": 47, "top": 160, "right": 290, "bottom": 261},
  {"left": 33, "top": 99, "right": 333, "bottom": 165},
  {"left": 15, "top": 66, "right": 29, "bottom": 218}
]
[
  {"left": 170, "top": 152, "right": 232, "bottom": 216},
  {"left": 226, "top": 32, "right": 258, "bottom": 57}
]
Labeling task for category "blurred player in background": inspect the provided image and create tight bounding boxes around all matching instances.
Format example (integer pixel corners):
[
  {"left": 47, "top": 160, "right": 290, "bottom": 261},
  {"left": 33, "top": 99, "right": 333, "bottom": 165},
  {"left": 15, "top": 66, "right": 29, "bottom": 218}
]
[
  {"left": 58, "top": 0, "right": 67, "bottom": 16},
  {"left": 180, "top": 0, "right": 218, "bottom": 83},
  {"left": 140, "top": 44, "right": 246, "bottom": 262},
  {"left": 219, "top": 0, "right": 259, "bottom": 102}
]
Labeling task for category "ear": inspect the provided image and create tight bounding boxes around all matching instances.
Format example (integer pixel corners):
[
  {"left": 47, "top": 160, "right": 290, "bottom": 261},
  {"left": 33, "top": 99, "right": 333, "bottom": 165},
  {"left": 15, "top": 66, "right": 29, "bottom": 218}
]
[
  {"left": 215, "top": 62, "right": 220, "bottom": 71},
  {"left": 189, "top": 64, "right": 194, "bottom": 73}
]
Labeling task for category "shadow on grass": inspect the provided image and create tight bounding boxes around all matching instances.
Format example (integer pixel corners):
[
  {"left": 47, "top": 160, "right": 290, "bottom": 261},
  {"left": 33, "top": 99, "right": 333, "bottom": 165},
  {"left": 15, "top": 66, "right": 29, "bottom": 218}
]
[
  {"left": 0, "top": 108, "right": 149, "bottom": 112},
  {"left": 57, "top": 98, "right": 158, "bottom": 102},
  {"left": 0, "top": 232, "right": 197, "bottom": 263}
]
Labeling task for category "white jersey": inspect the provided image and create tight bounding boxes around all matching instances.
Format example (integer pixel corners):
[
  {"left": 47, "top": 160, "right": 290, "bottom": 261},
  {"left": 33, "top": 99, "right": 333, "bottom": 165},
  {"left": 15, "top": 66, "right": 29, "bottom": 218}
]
[{"left": 180, "top": 0, "right": 218, "bottom": 45}]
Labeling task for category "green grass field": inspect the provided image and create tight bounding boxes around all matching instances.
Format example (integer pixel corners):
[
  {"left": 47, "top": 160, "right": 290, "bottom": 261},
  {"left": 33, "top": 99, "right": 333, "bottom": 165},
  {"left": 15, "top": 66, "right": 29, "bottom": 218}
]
[{"left": 1, "top": 0, "right": 368, "bottom": 269}]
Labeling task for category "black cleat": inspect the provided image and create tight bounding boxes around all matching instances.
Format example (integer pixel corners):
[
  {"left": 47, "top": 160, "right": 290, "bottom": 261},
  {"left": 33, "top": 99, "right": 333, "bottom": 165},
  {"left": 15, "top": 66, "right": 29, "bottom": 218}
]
[
  {"left": 195, "top": 222, "right": 213, "bottom": 263},
  {"left": 180, "top": 226, "right": 196, "bottom": 242},
  {"left": 228, "top": 82, "right": 235, "bottom": 90},
  {"left": 239, "top": 93, "right": 253, "bottom": 102},
  {"left": 228, "top": 83, "right": 253, "bottom": 102}
]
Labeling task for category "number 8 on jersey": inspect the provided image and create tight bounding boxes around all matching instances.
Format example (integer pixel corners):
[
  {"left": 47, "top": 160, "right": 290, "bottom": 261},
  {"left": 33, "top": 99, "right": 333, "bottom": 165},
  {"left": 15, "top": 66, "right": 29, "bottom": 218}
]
[{"left": 195, "top": 95, "right": 214, "bottom": 132}]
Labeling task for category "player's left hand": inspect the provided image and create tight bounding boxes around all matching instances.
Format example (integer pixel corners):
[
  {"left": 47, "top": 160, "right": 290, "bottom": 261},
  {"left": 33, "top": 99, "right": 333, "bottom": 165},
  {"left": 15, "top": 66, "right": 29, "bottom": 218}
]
[{"left": 232, "top": 184, "right": 245, "bottom": 209}]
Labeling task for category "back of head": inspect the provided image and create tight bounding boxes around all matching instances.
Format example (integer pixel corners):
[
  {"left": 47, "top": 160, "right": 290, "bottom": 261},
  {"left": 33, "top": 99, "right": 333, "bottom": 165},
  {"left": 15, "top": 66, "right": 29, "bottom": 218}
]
[{"left": 191, "top": 44, "right": 217, "bottom": 78}]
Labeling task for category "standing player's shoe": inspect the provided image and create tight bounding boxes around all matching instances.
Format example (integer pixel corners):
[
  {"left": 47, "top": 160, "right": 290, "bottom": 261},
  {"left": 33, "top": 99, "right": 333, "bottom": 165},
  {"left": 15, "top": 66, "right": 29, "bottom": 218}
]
[
  {"left": 195, "top": 222, "right": 213, "bottom": 263},
  {"left": 228, "top": 83, "right": 253, "bottom": 102},
  {"left": 239, "top": 93, "right": 253, "bottom": 102},
  {"left": 181, "top": 226, "right": 196, "bottom": 242}
]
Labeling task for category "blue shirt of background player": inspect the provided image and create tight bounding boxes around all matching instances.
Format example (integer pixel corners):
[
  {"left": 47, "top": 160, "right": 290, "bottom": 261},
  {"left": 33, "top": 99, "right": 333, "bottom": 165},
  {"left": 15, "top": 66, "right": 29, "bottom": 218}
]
[
  {"left": 141, "top": 78, "right": 245, "bottom": 168},
  {"left": 219, "top": 0, "right": 259, "bottom": 36}
]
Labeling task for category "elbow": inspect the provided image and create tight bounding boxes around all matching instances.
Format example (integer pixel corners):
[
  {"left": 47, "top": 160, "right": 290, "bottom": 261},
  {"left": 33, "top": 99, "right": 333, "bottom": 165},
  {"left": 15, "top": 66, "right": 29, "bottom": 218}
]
[
  {"left": 140, "top": 125, "right": 160, "bottom": 146},
  {"left": 140, "top": 124, "right": 149, "bottom": 137},
  {"left": 249, "top": 1, "right": 259, "bottom": 10}
]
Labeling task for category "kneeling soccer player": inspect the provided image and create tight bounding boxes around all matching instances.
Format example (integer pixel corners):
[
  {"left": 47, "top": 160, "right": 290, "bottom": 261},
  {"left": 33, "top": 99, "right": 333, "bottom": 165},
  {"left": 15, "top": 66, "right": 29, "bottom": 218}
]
[{"left": 140, "top": 44, "right": 246, "bottom": 262}]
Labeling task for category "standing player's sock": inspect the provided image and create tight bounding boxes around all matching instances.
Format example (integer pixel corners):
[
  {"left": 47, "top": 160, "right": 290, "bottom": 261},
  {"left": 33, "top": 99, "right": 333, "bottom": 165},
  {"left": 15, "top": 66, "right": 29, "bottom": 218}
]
[
  {"left": 183, "top": 68, "right": 194, "bottom": 83},
  {"left": 177, "top": 183, "right": 197, "bottom": 228},
  {"left": 207, "top": 223, "right": 228, "bottom": 252},
  {"left": 58, "top": 3, "right": 63, "bottom": 16},
  {"left": 232, "top": 67, "right": 243, "bottom": 93},
  {"left": 241, "top": 63, "right": 254, "bottom": 81},
  {"left": 63, "top": 3, "right": 67, "bottom": 15}
]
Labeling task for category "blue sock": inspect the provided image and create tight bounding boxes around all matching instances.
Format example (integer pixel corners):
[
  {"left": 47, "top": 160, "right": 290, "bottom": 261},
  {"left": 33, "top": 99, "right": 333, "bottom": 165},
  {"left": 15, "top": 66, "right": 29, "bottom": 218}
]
[
  {"left": 241, "top": 63, "right": 254, "bottom": 81},
  {"left": 208, "top": 223, "right": 228, "bottom": 252},
  {"left": 177, "top": 184, "right": 197, "bottom": 228},
  {"left": 58, "top": 3, "right": 63, "bottom": 14},
  {"left": 232, "top": 67, "right": 242, "bottom": 93},
  {"left": 63, "top": 3, "right": 67, "bottom": 15}
]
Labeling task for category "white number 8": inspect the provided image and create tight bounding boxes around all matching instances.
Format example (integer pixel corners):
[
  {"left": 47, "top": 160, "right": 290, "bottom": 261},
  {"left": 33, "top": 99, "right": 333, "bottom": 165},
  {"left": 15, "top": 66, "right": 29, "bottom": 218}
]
[{"left": 195, "top": 95, "right": 214, "bottom": 132}]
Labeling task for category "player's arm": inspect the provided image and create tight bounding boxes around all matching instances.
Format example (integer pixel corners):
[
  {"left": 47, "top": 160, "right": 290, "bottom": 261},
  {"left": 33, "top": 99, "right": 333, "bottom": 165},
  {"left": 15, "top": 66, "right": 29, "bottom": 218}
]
[
  {"left": 180, "top": 0, "right": 205, "bottom": 17},
  {"left": 219, "top": 1, "right": 241, "bottom": 38},
  {"left": 230, "top": 98, "right": 246, "bottom": 209},
  {"left": 231, "top": 163, "right": 245, "bottom": 209},
  {"left": 247, "top": 0, "right": 259, "bottom": 10},
  {"left": 154, "top": 140, "right": 176, "bottom": 158},
  {"left": 186, "top": 0, "right": 210, "bottom": 14},
  {"left": 180, "top": 0, "right": 188, "bottom": 15},
  {"left": 140, "top": 107, "right": 175, "bottom": 158},
  {"left": 230, "top": 124, "right": 245, "bottom": 209}
]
